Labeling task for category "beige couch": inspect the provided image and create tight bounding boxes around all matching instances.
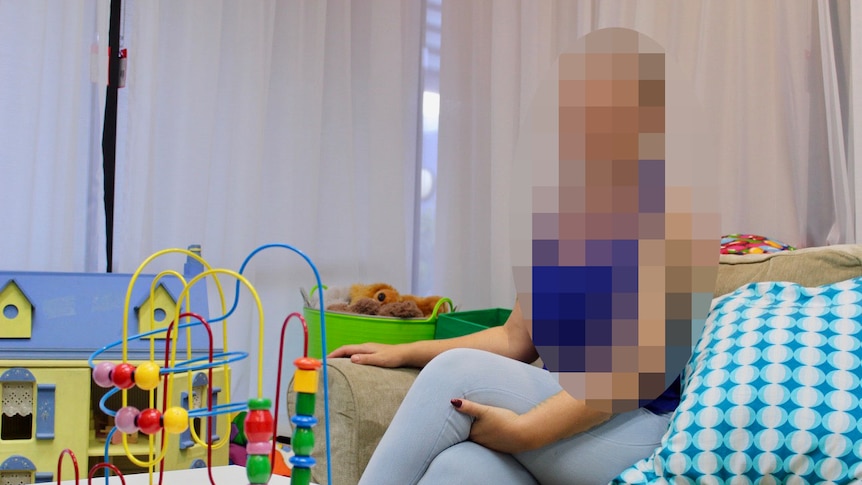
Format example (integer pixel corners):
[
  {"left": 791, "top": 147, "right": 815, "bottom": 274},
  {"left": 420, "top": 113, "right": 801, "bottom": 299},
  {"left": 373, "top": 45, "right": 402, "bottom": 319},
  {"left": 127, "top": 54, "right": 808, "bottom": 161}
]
[{"left": 288, "top": 244, "right": 862, "bottom": 485}]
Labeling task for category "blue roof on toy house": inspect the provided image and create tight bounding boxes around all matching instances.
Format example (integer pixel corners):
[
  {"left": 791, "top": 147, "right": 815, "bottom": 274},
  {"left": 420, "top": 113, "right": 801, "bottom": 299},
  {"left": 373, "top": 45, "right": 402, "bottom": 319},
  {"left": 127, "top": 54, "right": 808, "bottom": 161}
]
[{"left": 0, "top": 250, "right": 220, "bottom": 361}]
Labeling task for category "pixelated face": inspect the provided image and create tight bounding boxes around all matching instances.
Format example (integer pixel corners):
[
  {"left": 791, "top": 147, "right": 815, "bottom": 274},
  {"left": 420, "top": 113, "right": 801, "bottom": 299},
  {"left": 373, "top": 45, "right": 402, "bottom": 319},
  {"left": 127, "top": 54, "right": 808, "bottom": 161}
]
[{"left": 510, "top": 28, "right": 719, "bottom": 414}]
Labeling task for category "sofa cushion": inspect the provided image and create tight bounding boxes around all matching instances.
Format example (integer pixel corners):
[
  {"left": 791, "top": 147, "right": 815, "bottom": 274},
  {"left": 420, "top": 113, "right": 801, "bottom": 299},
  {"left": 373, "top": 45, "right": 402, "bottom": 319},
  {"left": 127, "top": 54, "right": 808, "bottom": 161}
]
[{"left": 612, "top": 277, "right": 862, "bottom": 483}]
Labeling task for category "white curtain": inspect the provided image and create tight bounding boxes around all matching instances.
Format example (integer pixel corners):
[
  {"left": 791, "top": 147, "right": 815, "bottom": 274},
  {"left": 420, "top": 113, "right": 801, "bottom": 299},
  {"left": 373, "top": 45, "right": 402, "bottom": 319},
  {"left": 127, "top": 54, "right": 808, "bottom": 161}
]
[
  {"left": 0, "top": 0, "right": 108, "bottom": 272},
  {"left": 114, "top": 1, "right": 422, "bottom": 409},
  {"left": 433, "top": 0, "right": 853, "bottom": 310},
  {"left": 4, "top": 0, "right": 862, "bottom": 423}
]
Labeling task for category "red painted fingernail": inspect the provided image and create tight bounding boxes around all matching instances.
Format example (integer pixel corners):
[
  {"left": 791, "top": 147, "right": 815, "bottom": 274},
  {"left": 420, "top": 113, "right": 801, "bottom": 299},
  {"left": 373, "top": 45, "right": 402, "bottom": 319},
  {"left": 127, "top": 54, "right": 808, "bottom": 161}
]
[{"left": 450, "top": 398, "right": 462, "bottom": 408}]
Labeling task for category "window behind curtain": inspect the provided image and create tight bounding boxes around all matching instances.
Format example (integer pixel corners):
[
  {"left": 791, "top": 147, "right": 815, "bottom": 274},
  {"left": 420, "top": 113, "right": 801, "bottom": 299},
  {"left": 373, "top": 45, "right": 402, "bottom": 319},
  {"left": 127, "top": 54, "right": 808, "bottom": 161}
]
[{"left": 415, "top": 0, "right": 442, "bottom": 296}]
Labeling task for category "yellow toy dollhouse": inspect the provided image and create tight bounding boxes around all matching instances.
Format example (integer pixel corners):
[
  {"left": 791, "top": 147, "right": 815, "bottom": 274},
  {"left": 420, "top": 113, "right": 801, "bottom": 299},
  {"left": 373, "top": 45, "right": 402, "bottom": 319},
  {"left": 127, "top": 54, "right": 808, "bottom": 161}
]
[{"left": 0, "top": 247, "right": 229, "bottom": 483}]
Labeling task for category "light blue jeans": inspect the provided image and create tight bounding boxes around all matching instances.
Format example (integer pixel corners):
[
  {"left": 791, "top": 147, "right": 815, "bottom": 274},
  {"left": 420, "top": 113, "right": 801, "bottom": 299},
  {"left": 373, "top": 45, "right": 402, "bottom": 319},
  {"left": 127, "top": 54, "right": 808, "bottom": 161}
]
[{"left": 358, "top": 348, "right": 671, "bottom": 485}]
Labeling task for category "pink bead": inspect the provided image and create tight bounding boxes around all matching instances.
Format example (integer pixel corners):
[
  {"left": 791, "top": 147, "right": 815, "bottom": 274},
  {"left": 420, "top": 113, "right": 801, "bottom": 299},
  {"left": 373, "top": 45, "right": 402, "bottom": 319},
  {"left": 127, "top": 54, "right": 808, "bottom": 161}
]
[
  {"left": 115, "top": 406, "right": 140, "bottom": 434},
  {"left": 246, "top": 441, "right": 272, "bottom": 455},
  {"left": 93, "top": 362, "right": 116, "bottom": 388}
]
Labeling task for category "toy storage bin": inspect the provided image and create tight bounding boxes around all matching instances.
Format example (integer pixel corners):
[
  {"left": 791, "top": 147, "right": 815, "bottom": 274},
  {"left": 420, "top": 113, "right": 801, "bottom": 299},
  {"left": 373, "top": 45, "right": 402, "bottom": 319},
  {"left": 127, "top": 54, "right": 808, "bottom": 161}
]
[
  {"left": 434, "top": 308, "right": 511, "bottom": 339},
  {"left": 304, "top": 297, "right": 453, "bottom": 358}
]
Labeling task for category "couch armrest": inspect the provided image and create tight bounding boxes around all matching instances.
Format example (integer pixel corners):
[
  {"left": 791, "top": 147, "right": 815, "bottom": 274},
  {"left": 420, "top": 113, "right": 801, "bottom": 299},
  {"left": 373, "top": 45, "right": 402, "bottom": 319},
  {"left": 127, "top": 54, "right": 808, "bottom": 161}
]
[{"left": 287, "top": 357, "right": 420, "bottom": 485}]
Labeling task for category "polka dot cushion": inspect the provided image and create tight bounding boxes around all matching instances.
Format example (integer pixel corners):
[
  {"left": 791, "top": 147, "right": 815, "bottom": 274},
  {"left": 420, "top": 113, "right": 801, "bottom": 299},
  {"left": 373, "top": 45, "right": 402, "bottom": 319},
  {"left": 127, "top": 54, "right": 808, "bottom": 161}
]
[
  {"left": 612, "top": 277, "right": 862, "bottom": 484},
  {"left": 721, "top": 234, "right": 796, "bottom": 255}
]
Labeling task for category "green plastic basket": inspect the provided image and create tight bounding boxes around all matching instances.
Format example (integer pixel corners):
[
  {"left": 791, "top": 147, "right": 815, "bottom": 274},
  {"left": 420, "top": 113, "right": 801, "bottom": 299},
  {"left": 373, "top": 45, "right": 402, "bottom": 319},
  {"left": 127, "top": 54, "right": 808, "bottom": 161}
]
[
  {"left": 434, "top": 308, "right": 511, "bottom": 339},
  {"left": 304, "top": 292, "right": 453, "bottom": 358}
]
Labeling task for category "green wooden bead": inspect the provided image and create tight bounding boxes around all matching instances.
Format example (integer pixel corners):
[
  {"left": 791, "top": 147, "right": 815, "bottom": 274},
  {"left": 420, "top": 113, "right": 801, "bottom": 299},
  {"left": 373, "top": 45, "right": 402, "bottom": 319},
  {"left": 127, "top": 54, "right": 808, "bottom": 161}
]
[
  {"left": 247, "top": 397, "right": 272, "bottom": 411},
  {"left": 292, "top": 427, "right": 315, "bottom": 456},
  {"left": 295, "top": 392, "right": 316, "bottom": 416},
  {"left": 232, "top": 411, "right": 248, "bottom": 445},
  {"left": 290, "top": 467, "right": 313, "bottom": 485},
  {"left": 245, "top": 454, "right": 271, "bottom": 484}
]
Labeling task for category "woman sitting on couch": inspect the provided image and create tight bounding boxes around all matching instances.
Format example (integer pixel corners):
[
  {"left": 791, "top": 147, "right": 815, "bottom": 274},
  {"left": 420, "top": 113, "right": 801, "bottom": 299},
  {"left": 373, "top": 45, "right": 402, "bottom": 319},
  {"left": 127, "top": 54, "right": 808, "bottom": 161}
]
[{"left": 329, "top": 300, "right": 680, "bottom": 485}]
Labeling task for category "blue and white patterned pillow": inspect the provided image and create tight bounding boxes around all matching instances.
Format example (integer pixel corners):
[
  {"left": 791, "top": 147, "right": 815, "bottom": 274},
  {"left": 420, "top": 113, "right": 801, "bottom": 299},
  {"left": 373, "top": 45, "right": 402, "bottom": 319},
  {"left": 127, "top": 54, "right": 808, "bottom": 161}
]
[{"left": 612, "top": 277, "right": 862, "bottom": 484}]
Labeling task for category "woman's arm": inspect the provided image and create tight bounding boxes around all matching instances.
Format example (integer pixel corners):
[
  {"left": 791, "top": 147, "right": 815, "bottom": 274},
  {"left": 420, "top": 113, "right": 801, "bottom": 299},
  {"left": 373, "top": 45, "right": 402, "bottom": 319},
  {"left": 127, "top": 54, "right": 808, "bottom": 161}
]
[
  {"left": 328, "top": 300, "right": 539, "bottom": 368},
  {"left": 452, "top": 390, "right": 612, "bottom": 454}
]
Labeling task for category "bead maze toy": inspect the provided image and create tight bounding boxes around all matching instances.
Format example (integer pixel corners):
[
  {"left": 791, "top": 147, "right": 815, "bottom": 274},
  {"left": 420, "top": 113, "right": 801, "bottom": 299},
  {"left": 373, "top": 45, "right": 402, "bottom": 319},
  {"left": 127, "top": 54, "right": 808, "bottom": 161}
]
[{"left": 56, "top": 244, "right": 334, "bottom": 485}]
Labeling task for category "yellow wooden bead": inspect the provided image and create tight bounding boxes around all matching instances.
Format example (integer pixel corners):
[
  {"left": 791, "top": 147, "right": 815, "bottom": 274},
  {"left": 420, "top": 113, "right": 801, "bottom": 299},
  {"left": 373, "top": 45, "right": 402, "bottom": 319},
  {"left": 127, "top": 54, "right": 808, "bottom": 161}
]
[
  {"left": 163, "top": 407, "right": 189, "bottom": 434},
  {"left": 135, "top": 361, "right": 161, "bottom": 391},
  {"left": 292, "top": 369, "right": 319, "bottom": 394}
]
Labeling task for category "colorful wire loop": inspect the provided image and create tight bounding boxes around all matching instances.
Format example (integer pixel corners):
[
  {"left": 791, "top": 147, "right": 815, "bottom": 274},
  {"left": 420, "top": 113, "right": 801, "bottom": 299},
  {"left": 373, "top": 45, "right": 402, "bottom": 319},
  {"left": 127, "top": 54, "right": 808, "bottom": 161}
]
[{"left": 79, "top": 244, "right": 332, "bottom": 485}]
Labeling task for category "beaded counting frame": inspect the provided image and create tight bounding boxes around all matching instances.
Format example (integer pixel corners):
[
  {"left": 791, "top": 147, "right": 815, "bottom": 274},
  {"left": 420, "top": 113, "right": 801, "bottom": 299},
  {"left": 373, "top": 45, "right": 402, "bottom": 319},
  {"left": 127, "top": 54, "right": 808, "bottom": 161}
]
[{"left": 56, "top": 244, "right": 334, "bottom": 485}]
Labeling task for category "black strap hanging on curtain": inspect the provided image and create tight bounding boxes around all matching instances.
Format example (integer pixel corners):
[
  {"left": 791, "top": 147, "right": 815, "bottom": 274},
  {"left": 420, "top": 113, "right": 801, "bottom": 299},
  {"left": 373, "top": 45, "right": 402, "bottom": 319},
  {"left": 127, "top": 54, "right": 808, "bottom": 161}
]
[{"left": 102, "top": 0, "right": 122, "bottom": 273}]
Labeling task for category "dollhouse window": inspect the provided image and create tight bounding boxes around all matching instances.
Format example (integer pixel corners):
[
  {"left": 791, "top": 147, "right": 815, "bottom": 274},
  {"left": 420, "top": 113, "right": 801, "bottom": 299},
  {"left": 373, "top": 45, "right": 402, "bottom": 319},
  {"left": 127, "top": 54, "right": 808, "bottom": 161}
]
[
  {"left": 0, "top": 471, "right": 30, "bottom": 485},
  {"left": 0, "top": 471, "right": 33, "bottom": 485},
  {"left": 0, "top": 368, "right": 53, "bottom": 442},
  {"left": 0, "top": 456, "right": 36, "bottom": 485},
  {"left": 0, "top": 280, "right": 33, "bottom": 339},
  {"left": 179, "top": 372, "right": 220, "bottom": 449},
  {"left": 1, "top": 382, "right": 33, "bottom": 441},
  {"left": 135, "top": 283, "right": 178, "bottom": 339},
  {"left": 0, "top": 470, "right": 33, "bottom": 485}
]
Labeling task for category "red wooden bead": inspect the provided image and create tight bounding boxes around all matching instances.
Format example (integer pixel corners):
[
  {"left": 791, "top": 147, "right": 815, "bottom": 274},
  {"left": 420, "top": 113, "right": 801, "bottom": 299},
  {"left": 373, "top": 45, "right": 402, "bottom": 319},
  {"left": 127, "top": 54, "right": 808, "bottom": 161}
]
[
  {"left": 137, "top": 408, "right": 162, "bottom": 435},
  {"left": 244, "top": 406, "right": 273, "bottom": 443},
  {"left": 111, "top": 363, "right": 136, "bottom": 390}
]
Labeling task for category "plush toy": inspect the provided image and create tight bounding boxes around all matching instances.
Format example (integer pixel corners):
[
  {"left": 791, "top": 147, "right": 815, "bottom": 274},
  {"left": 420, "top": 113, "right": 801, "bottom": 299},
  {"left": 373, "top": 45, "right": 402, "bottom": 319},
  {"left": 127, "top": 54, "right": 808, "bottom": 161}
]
[
  {"left": 328, "top": 297, "right": 383, "bottom": 315},
  {"left": 401, "top": 294, "right": 449, "bottom": 317},
  {"left": 377, "top": 300, "right": 424, "bottom": 318},
  {"left": 348, "top": 283, "right": 402, "bottom": 306},
  {"left": 327, "top": 296, "right": 424, "bottom": 318},
  {"left": 303, "top": 285, "right": 351, "bottom": 309},
  {"left": 331, "top": 282, "right": 448, "bottom": 318}
]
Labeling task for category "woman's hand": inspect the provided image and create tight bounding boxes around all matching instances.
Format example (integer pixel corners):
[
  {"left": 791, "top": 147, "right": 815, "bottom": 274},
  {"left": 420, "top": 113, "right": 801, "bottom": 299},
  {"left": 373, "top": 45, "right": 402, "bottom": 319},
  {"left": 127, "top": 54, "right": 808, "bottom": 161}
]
[
  {"left": 451, "top": 391, "right": 612, "bottom": 454},
  {"left": 327, "top": 343, "right": 409, "bottom": 368},
  {"left": 450, "top": 398, "right": 539, "bottom": 454}
]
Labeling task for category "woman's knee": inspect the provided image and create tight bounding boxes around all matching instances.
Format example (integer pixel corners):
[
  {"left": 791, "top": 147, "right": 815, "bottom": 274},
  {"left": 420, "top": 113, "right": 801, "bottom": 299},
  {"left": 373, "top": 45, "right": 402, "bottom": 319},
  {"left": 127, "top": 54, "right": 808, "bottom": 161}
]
[
  {"left": 421, "top": 348, "right": 497, "bottom": 380},
  {"left": 411, "top": 348, "right": 502, "bottom": 395}
]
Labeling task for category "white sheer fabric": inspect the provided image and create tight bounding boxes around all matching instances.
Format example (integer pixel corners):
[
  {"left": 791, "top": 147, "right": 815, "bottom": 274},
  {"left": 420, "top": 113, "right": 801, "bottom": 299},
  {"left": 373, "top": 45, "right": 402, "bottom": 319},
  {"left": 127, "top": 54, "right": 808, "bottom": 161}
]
[
  {"left": 848, "top": 2, "right": 862, "bottom": 242},
  {"left": 114, "top": 1, "right": 422, "bottom": 403},
  {"left": 432, "top": 0, "right": 857, "bottom": 309},
  {"left": 3, "top": 0, "right": 862, "bottom": 409},
  {"left": 192, "top": 388, "right": 201, "bottom": 410},
  {"left": 2, "top": 383, "right": 33, "bottom": 418},
  {"left": 0, "top": 0, "right": 108, "bottom": 272},
  {"left": 0, "top": 473, "right": 31, "bottom": 485}
]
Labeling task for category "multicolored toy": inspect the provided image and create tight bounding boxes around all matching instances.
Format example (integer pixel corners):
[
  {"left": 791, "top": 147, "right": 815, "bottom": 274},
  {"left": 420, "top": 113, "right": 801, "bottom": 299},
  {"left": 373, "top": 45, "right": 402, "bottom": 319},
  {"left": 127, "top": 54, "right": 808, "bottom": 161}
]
[
  {"left": 288, "top": 356, "right": 322, "bottom": 485},
  {"left": 720, "top": 233, "right": 796, "bottom": 255},
  {"left": 56, "top": 244, "right": 334, "bottom": 485},
  {"left": 244, "top": 398, "right": 275, "bottom": 484}
]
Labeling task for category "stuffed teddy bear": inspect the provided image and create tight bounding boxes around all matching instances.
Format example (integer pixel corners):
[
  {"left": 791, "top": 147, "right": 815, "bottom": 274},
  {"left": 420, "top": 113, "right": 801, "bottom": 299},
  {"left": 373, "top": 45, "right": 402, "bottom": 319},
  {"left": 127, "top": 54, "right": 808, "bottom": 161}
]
[
  {"left": 349, "top": 282, "right": 449, "bottom": 317},
  {"left": 348, "top": 283, "right": 402, "bottom": 306},
  {"left": 327, "top": 297, "right": 425, "bottom": 318},
  {"left": 322, "top": 282, "right": 449, "bottom": 319},
  {"left": 400, "top": 294, "right": 449, "bottom": 317}
]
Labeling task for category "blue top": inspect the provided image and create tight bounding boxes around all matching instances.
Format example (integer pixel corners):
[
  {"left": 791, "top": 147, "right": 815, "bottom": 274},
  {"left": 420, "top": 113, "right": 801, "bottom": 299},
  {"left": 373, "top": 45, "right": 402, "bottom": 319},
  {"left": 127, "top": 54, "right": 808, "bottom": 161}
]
[{"left": 643, "top": 375, "right": 681, "bottom": 415}]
